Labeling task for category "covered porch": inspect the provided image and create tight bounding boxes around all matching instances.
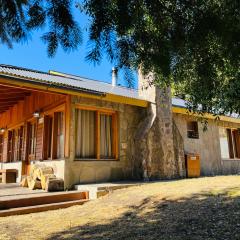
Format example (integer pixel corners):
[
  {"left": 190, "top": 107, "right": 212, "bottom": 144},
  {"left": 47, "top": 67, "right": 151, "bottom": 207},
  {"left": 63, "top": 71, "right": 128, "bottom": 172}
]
[
  {"left": 0, "top": 82, "right": 69, "bottom": 184},
  {"left": 0, "top": 183, "right": 88, "bottom": 217}
]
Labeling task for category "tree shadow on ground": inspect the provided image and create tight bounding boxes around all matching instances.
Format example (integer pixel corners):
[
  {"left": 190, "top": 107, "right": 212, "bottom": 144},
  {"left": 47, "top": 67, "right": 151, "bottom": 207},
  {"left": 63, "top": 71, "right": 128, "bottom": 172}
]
[{"left": 48, "top": 188, "right": 240, "bottom": 240}]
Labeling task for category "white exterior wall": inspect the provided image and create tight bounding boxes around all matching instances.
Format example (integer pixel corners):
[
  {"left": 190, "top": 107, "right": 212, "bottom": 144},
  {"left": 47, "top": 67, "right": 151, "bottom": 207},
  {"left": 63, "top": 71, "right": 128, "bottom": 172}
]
[
  {"left": 1, "top": 162, "right": 22, "bottom": 183},
  {"left": 173, "top": 113, "right": 240, "bottom": 176}
]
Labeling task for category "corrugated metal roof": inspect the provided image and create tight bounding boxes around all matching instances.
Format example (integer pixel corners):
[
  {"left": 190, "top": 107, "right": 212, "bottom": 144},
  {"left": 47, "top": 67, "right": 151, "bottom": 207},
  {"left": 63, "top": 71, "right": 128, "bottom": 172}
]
[
  {"left": 0, "top": 64, "right": 143, "bottom": 100},
  {"left": 172, "top": 97, "right": 240, "bottom": 119},
  {"left": 172, "top": 98, "right": 186, "bottom": 108}
]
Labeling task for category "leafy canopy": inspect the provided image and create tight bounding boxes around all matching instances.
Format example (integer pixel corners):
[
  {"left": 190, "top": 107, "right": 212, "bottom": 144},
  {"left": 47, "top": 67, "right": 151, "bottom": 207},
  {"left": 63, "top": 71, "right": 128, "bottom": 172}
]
[
  {"left": 0, "top": 0, "right": 81, "bottom": 56},
  {"left": 0, "top": 0, "right": 239, "bottom": 115}
]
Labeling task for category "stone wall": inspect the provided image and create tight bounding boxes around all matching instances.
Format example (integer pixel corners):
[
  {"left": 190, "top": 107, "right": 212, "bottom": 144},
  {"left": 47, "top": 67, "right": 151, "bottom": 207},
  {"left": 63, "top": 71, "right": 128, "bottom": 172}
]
[
  {"left": 64, "top": 96, "right": 146, "bottom": 188},
  {"left": 173, "top": 113, "right": 240, "bottom": 176},
  {"left": 172, "top": 120, "right": 186, "bottom": 178},
  {"left": 136, "top": 72, "right": 185, "bottom": 180}
]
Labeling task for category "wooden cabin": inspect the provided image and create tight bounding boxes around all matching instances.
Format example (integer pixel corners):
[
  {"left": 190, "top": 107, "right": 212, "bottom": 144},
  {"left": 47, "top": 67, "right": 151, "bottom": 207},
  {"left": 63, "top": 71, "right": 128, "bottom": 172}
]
[
  {"left": 0, "top": 65, "right": 149, "bottom": 188},
  {"left": 1, "top": 65, "right": 240, "bottom": 189}
]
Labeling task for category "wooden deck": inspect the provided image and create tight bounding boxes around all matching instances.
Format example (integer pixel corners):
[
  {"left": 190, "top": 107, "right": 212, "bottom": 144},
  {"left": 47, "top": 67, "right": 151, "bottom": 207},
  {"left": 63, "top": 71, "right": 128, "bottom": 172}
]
[{"left": 0, "top": 183, "right": 89, "bottom": 217}]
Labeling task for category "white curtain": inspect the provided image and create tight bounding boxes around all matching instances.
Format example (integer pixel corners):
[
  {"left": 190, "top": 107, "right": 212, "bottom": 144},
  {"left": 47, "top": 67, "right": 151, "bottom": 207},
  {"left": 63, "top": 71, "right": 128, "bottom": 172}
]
[
  {"left": 76, "top": 110, "right": 95, "bottom": 158},
  {"left": 100, "top": 114, "right": 113, "bottom": 158},
  {"left": 57, "top": 112, "right": 64, "bottom": 159}
]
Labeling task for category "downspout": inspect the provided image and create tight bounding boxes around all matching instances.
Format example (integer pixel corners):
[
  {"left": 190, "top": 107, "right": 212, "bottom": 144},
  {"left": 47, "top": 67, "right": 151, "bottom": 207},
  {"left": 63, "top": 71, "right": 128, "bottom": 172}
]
[{"left": 134, "top": 102, "right": 156, "bottom": 180}]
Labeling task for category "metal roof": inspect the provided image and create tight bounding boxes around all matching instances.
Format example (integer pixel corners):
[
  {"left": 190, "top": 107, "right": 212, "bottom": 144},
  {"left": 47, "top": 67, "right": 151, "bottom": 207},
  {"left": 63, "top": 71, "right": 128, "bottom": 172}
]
[
  {"left": 172, "top": 97, "right": 240, "bottom": 119},
  {"left": 0, "top": 64, "right": 143, "bottom": 100}
]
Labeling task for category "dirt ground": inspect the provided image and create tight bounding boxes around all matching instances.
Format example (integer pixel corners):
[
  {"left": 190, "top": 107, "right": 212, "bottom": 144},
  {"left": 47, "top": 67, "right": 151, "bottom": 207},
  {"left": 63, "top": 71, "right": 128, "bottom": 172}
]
[{"left": 1, "top": 176, "right": 240, "bottom": 240}]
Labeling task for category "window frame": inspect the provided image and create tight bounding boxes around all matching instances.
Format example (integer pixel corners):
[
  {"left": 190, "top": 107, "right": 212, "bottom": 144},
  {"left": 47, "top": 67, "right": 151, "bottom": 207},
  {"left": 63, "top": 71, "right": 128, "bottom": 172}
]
[
  {"left": 0, "top": 134, "right": 4, "bottom": 162},
  {"left": 13, "top": 126, "right": 24, "bottom": 162},
  {"left": 42, "top": 104, "right": 65, "bottom": 161},
  {"left": 5, "top": 123, "right": 25, "bottom": 163},
  {"left": 27, "top": 119, "right": 37, "bottom": 161},
  {"left": 219, "top": 127, "right": 240, "bottom": 160},
  {"left": 75, "top": 105, "right": 118, "bottom": 161},
  {"left": 187, "top": 121, "right": 199, "bottom": 139}
]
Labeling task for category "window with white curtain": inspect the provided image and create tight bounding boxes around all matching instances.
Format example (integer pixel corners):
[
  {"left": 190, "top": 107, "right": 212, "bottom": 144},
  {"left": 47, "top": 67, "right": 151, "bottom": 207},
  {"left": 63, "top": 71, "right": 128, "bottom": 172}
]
[
  {"left": 100, "top": 114, "right": 113, "bottom": 158},
  {"left": 75, "top": 108, "right": 117, "bottom": 160},
  {"left": 219, "top": 127, "right": 240, "bottom": 159},
  {"left": 75, "top": 109, "right": 96, "bottom": 158}
]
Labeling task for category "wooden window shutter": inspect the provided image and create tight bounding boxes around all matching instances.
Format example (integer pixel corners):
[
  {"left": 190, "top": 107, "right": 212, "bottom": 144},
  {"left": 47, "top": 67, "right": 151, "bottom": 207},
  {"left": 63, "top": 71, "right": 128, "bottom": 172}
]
[
  {"left": 43, "top": 116, "right": 51, "bottom": 160},
  {"left": 51, "top": 112, "right": 59, "bottom": 160},
  {"left": 227, "top": 129, "right": 234, "bottom": 158},
  {"left": 233, "top": 130, "right": 240, "bottom": 158}
]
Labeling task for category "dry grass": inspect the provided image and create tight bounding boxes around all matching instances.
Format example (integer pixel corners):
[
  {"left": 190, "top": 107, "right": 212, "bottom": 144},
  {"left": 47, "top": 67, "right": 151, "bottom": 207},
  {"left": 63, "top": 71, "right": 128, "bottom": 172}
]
[{"left": 1, "top": 176, "right": 240, "bottom": 240}]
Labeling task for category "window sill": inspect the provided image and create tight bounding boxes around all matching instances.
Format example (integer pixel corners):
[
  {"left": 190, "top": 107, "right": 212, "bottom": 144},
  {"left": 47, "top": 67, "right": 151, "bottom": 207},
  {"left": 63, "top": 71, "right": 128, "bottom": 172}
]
[
  {"left": 31, "top": 159, "right": 65, "bottom": 163},
  {"left": 222, "top": 158, "right": 240, "bottom": 161},
  {"left": 74, "top": 158, "right": 119, "bottom": 162},
  {"left": 1, "top": 161, "right": 22, "bottom": 164}
]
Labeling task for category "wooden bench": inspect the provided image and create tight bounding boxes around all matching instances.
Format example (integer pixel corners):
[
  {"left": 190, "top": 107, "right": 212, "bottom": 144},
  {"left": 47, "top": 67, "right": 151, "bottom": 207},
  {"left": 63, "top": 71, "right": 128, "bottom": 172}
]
[{"left": 0, "top": 169, "right": 18, "bottom": 184}]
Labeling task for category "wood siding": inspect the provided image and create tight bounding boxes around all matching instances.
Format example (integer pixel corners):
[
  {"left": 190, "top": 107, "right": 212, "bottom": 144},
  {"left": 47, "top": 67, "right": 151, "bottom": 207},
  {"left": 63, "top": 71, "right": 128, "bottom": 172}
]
[
  {"left": 0, "top": 89, "right": 68, "bottom": 164},
  {"left": 0, "top": 91, "right": 65, "bottom": 128}
]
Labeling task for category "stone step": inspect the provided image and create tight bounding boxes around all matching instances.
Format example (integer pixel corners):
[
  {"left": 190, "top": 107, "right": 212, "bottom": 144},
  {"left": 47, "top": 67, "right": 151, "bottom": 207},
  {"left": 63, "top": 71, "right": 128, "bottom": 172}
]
[
  {"left": 75, "top": 181, "right": 142, "bottom": 199},
  {"left": 0, "top": 199, "right": 89, "bottom": 217}
]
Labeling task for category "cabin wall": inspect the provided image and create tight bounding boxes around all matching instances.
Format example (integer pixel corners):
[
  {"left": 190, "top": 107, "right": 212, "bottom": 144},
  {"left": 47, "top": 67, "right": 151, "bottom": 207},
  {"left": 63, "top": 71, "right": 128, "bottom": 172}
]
[
  {"left": 64, "top": 96, "right": 146, "bottom": 188},
  {"left": 0, "top": 91, "right": 65, "bottom": 128},
  {"left": 0, "top": 90, "right": 67, "bottom": 182},
  {"left": 173, "top": 113, "right": 240, "bottom": 176}
]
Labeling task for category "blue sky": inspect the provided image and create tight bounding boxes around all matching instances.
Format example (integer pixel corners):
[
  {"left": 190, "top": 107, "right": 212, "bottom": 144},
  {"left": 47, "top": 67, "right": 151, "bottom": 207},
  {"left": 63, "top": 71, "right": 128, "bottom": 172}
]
[{"left": 0, "top": 9, "right": 136, "bottom": 88}]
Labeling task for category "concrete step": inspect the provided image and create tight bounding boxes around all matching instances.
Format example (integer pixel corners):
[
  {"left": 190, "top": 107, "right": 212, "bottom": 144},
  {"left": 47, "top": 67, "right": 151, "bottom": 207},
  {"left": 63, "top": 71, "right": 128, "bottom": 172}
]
[
  {"left": 75, "top": 181, "right": 142, "bottom": 199},
  {"left": 0, "top": 199, "right": 89, "bottom": 217},
  {"left": 0, "top": 191, "right": 89, "bottom": 210}
]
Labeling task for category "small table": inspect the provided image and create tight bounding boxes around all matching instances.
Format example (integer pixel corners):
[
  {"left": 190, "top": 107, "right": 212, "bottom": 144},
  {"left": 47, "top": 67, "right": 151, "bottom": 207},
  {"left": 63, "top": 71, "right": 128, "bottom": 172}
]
[{"left": 0, "top": 169, "right": 18, "bottom": 183}]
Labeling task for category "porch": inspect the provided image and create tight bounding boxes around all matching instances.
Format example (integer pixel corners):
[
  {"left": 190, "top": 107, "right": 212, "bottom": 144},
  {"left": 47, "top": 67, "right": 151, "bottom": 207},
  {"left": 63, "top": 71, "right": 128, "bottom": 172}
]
[
  {"left": 0, "top": 82, "right": 69, "bottom": 184},
  {"left": 0, "top": 183, "right": 88, "bottom": 217},
  {"left": 0, "top": 181, "right": 143, "bottom": 217}
]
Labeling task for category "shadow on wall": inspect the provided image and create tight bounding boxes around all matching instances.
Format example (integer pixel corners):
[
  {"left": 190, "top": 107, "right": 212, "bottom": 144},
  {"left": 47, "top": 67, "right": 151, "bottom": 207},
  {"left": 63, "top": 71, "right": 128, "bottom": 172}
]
[{"left": 47, "top": 189, "right": 240, "bottom": 240}]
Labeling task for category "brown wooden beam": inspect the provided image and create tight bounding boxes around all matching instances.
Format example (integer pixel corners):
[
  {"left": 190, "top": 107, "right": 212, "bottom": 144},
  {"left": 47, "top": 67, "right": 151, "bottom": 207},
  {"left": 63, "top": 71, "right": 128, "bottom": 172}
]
[
  {"left": 0, "top": 93, "right": 30, "bottom": 99},
  {"left": 0, "top": 89, "right": 30, "bottom": 94},
  {"left": 0, "top": 82, "right": 65, "bottom": 96},
  {"left": 0, "top": 97, "right": 25, "bottom": 102},
  {"left": 0, "top": 105, "right": 16, "bottom": 110},
  {"left": 0, "top": 100, "right": 19, "bottom": 104}
]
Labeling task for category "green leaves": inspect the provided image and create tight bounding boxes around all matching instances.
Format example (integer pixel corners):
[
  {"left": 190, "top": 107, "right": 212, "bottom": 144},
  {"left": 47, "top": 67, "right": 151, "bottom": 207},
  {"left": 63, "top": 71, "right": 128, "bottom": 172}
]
[
  {"left": 0, "top": 0, "right": 239, "bottom": 115},
  {"left": 82, "top": 0, "right": 240, "bottom": 114},
  {"left": 0, "top": 0, "right": 82, "bottom": 57}
]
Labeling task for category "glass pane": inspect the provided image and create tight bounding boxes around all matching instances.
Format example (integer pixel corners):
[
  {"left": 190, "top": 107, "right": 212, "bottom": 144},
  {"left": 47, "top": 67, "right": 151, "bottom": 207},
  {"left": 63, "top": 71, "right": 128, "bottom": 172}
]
[
  {"left": 219, "top": 128, "right": 230, "bottom": 159},
  {"left": 76, "top": 110, "right": 95, "bottom": 158},
  {"left": 100, "top": 114, "right": 113, "bottom": 158},
  {"left": 57, "top": 112, "right": 64, "bottom": 159}
]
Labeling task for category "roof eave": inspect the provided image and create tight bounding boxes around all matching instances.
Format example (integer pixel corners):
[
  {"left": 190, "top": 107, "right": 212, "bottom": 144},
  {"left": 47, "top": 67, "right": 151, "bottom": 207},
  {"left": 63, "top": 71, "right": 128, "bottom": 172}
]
[
  {"left": 172, "top": 106, "right": 240, "bottom": 124},
  {"left": 0, "top": 74, "right": 149, "bottom": 108}
]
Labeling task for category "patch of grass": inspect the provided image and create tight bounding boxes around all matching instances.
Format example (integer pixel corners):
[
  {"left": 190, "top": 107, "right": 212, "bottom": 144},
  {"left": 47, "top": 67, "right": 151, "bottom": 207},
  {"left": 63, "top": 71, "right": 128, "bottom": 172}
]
[{"left": 1, "top": 176, "right": 240, "bottom": 240}]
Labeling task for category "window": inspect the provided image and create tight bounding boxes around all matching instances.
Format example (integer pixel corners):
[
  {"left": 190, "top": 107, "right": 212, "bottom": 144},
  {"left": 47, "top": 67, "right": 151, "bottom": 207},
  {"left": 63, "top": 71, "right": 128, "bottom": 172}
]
[
  {"left": 43, "top": 115, "right": 53, "bottom": 159},
  {"left": 75, "top": 110, "right": 96, "bottom": 158},
  {"left": 100, "top": 114, "right": 113, "bottom": 158},
  {"left": 75, "top": 108, "right": 118, "bottom": 160},
  {"left": 187, "top": 121, "right": 199, "bottom": 139},
  {"left": 43, "top": 112, "right": 65, "bottom": 160},
  {"left": 6, "top": 126, "right": 24, "bottom": 162},
  {"left": 0, "top": 135, "right": 4, "bottom": 162},
  {"left": 56, "top": 112, "right": 65, "bottom": 159},
  {"left": 28, "top": 122, "right": 37, "bottom": 161},
  {"left": 7, "top": 130, "right": 14, "bottom": 162},
  {"left": 219, "top": 127, "right": 240, "bottom": 159},
  {"left": 13, "top": 126, "right": 24, "bottom": 162}
]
